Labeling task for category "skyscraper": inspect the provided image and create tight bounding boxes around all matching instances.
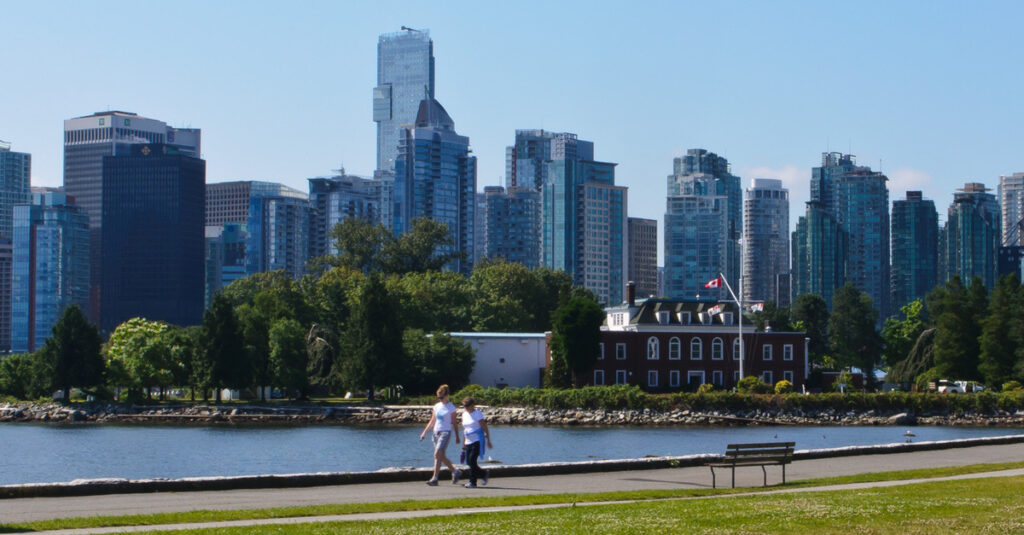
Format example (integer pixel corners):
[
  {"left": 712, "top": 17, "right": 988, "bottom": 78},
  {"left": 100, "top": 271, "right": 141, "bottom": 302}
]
[
  {"left": 505, "top": 130, "right": 594, "bottom": 191},
  {"left": 743, "top": 179, "right": 790, "bottom": 305},
  {"left": 394, "top": 98, "right": 477, "bottom": 274},
  {"left": 541, "top": 139, "right": 626, "bottom": 305},
  {"left": 63, "top": 111, "right": 200, "bottom": 323},
  {"left": 484, "top": 185, "right": 540, "bottom": 269},
  {"left": 246, "top": 194, "right": 311, "bottom": 280},
  {"left": 11, "top": 188, "right": 89, "bottom": 352},
  {"left": 999, "top": 172, "right": 1024, "bottom": 247},
  {"left": 942, "top": 182, "right": 1000, "bottom": 289},
  {"left": 374, "top": 28, "right": 435, "bottom": 175},
  {"left": 205, "top": 223, "right": 247, "bottom": 309},
  {"left": 307, "top": 172, "right": 382, "bottom": 259},
  {"left": 0, "top": 140, "right": 31, "bottom": 239},
  {"left": 663, "top": 149, "right": 741, "bottom": 300},
  {"left": 890, "top": 191, "right": 938, "bottom": 312},
  {"left": 99, "top": 143, "right": 205, "bottom": 333},
  {"left": 627, "top": 217, "right": 658, "bottom": 299}
]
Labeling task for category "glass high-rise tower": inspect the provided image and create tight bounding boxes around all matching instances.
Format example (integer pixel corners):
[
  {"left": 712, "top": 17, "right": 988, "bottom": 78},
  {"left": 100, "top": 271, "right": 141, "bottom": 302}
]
[
  {"left": 0, "top": 140, "right": 31, "bottom": 240},
  {"left": 890, "top": 191, "right": 938, "bottom": 312},
  {"left": 374, "top": 28, "right": 435, "bottom": 175},
  {"left": 743, "top": 179, "right": 790, "bottom": 305},
  {"left": 942, "top": 182, "right": 1000, "bottom": 289}
]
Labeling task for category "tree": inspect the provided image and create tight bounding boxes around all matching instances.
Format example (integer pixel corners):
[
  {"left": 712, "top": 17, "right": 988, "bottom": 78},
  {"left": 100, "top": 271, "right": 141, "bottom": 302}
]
[
  {"left": 933, "top": 276, "right": 987, "bottom": 381},
  {"left": 305, "top": 323, "right": 336, "bottom": 392},
  {"left": 338, "top": 273, "right": 406, "bottom": 400},
  {"left": 403, "top": 329, "right": 475, "bottom": 395},
  {"left": 532, "top": 267, "right": 596, "bottom": 331},
  {"left": 389, "top": 270, "right": 473, "bottom": 332},
  {"left": 751, "top": 302, "right": 792, "bottom": 332},
  {"left": 979, "top": 274, "right": 1021, "bottom": 388},
  {"left": 105, "top": 318, "right": 175, "bottom": 400},
  {"left": 828, "top": 284, "right": 883, "bottom": 390},
  {"left": 888, "top": 327, "right": 937, "bottom": 384},
  {"left": 381, "top": 217, "right": 463, "bottom": 274},
  {"left": 0, "top": 353, "right": 45, "bottom": 400},
  {"left": 202, "top": 294, "right": 249, "bottom": 401},
  {"left": 470, "top": 260, "right": 544, "bottom": 332},
  {"left": 792, "top": 294, "right": 829, "bottom": 365},
  {"left": 321, "top": 217, "right": 393, "bottom": 274},
  {"left": 39, "top": 305, "right": 104, "bottom": 401},
  {"left": 269, "top": 318, "right": 310, "bottom": 399},
  {"left": 881, "top": 299, "right": 926, "bottom": 368},
  {"left": 549, "top": 296, "right": 605, "bottom": 388}
]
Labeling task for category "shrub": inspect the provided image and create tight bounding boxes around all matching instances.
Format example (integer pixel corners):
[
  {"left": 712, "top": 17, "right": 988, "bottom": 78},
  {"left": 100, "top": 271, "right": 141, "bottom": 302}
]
[
  {"left": 737, "top": 376, "right": 770, "bottom": 394},
  {"left": 1002, "top": 380, "right": 1023, "bottom": 392},
  {"left": 697, "top": 383, "right": 714, "bottom": 394},
  {"left": 774, "top": 380, "right": 794, "bottom": 394}
]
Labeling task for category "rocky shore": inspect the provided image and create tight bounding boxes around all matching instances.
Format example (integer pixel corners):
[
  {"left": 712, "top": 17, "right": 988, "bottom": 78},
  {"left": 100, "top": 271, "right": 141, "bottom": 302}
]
[{"left": 3, "top": 402, "right": 1024, "bottom": 427}]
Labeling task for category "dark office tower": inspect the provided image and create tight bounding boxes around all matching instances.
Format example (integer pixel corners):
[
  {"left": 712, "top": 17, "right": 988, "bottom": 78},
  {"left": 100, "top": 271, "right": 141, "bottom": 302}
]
[
  {"left": 0, "top": 141, "right": 31, "bottom": 239},
  {"left": 743, "top": 179, "right": 790, "bottom": 305},
  {"left": 627, "top": 217, "right": 658, "bottom": 299},
  {"left": 64, "top": 111, "right": 200, "bottom": 323},
  {"left": 942, "top": 182, "right": 1000, "bottom": 289},
  {"left": 394, "top": 98, "right": 477, "bottom": 275},
  {"left": 792, "top": 152, "right": 889, "bottom": 318},
  {"left": 891, "top": 191, "right": 938, "bottom": 312},
  {"left": 99, "top": 144, "right": 205, "bottom": 333},
  {"left": 663, "top": 149, "right": 742, "bottom": 300},
  {"left": 484, "top": 185, "right": 541, "bottom": 269},
  {"left": 308, "top": 172, "right": 382, "bottom": 259}
]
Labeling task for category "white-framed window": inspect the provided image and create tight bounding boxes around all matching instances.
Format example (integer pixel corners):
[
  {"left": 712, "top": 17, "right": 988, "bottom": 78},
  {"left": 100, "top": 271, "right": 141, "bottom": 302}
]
[
  {"left": 598, "top": 343, "right": 605, "bottom": 360},
  {"left": 615, "top": 370, "right": 627, "bottom": 385},
  {"left": 648, "top": 370, "right": 659, "bottom": 387},
  {"left": 783, "top": 344, "right": 793, "bottom": 361},
  {"left": 783, "top": 370, "right": 794, "bottom": 383},
  {"left": 647, "top": 337, "right": 660, "bottom": 360},
  {"left": 687, "top": 370, "right": 705, "bottom": 386},
  {"left": 669, "top": 370, "right": 680, "bottom": 387},
  {"left": 711, "top": 338, "right": 724, "bottom": 360},
  {"left": 733, "top": 338, "right": 742, "bottom": 360},
  {"left": 669, "top": 337, "right": 681, "bottom": 360},
  {"left": 616, "top": 343, "right": 627, "bottom": 360},
  {"left": 762, "top": 371, "right": 773, "bottom": 385},
  {"left": 763, "top": 344, "right": 773, "bottom": 361},
  {"left": 677, "top": 311, "right": 691, "bottom": 324},
  {"left": 721, "top": 312, "right": 733, "bottom": 325},
  {"left": 701, "top": 312, "right": 713, "bottom": 325},
  {"left": 690, "top": 338, "right": 702, "bottom": 360},
  {"left": 712, "top": 370, "right": 724, "bottom": 386},
  {"left": 733, "top": 370, "right": 741, "bottom": 384},
  {"left": 594, "top": 370, "right": 605, "bottom": 385},
  {"left": 657, "top": 311, "right": 670, "bottom": 325}
]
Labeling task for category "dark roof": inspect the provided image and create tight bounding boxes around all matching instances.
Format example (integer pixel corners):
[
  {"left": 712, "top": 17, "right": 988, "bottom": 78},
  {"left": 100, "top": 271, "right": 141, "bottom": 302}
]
[{"left": 415, "top": 99, "right": 454, "bottom": 130}]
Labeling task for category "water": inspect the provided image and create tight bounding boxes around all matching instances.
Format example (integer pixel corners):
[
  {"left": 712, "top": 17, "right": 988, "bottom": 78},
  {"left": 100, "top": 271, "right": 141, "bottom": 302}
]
[{"left": 0, "top": 423, "right": 1020, "bottom": 486}]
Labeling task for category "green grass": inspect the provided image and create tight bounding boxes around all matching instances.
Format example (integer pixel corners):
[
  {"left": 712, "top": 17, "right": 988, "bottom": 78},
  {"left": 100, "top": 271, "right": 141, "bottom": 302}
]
[{"left": 3, "top": 461, "right": 1023, "bottom": 533}]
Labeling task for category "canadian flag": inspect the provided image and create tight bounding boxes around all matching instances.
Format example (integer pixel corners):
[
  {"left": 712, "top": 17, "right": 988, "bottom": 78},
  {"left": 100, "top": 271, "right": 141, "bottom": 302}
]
[
  {"left": 707, "top": 304, "right": 724, "bottom": 316},
  {"left": 704, "top": 277, "right": 722, "bottom": 289}
]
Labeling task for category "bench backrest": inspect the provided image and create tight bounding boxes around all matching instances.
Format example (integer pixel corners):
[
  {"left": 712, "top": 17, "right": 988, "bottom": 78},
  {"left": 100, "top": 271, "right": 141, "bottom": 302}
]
[{"left": 723, "top": 442, "right": 795, "bottom": 463}]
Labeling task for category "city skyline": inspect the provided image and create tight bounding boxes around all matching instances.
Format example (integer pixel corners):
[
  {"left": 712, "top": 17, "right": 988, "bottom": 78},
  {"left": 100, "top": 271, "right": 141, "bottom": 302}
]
[{"left": 4, "top": 1, "right": 1024, "bottom": 267}]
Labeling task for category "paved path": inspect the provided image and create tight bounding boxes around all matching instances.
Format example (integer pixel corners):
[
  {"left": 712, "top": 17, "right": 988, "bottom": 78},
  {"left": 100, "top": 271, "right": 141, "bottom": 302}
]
[{"left": 3, "top": 442, "right": 1024, "bottom": 532}]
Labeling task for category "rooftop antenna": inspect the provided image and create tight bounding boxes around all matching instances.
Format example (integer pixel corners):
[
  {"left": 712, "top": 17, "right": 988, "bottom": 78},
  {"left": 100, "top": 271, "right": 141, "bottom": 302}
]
[
  {"left": 401, "top": 26, "right": 423, "bottom": 33},
  {"left": 332, "top": 164, "right": 346, "bottom": 176}
]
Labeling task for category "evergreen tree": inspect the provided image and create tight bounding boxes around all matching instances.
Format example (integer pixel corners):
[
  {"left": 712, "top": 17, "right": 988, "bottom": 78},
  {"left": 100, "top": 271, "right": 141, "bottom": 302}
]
[
  {"left": 339, "top": 273, "right": 406, "bottom": 400},
  {"left": 39, "top": 305, "right": 103, "bottom": 401},
  {"left": 828, "top": 284, "right": 883, "bottom": 390},
  {"left": 269, "top": 318, "right": 310, "bottom": 399},
  {"left": 550, "top": 296, "right": 605, "bottom": 388},
  {"left": 979, "top": 274, "right": 1020, "bottom": 387},
  {"left": 934, "top": 276, "right": 987, "bottom": 381},
  {"left": 403, "top": 329, "right": 475, "bottom": 395},
  {"left": 792, "top": 294, "right": 829, "bottom": 365},
  {"left": 202, "top": 294, "right": 249, "bottom": 401}
]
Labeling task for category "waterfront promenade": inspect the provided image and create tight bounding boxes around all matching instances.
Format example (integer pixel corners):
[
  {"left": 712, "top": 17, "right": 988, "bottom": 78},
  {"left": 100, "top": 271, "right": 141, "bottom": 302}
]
[{"left": 3, "top": 441, "right": 1024, "bottom": 528}]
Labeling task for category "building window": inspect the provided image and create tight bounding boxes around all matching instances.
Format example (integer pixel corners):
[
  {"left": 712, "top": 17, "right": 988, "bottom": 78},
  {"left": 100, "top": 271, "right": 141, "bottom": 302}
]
[
  {"left": 648, "top": 370, "right": 658, "bottom": 387},
  {"left": 783, "top": 370, "right": 794, "bottom": 383},
  {"left": 594, "top": 370, "right": 605, "bottom": 385},
  {"left": 762, "top": 371, "right": 773, "bottom": 385},
  {"left": 598, "top": 343, "right": 605, "bottom": 360},
  {"left": 712, "top": 370, "right": 723, "bottom": 386},
  {"left": 711, "top": 338, "right": 724, "bottom": 360},
  {"left": 677, "top": 311, "right": 691, "bottom": 324},
  {"left": 669, "top": 370, "right": 680, "bottom": 387},
  {"left": 763, "top": 344, "right": 773, "bottom": 361},
  {"left": 616, "top": 343, "right": 626, "bottom": 360},
  {"left": 783, "top": 344, "right": 793, "bottom": 361},
  {"left": 647, "top": 337, "right": 660, "bottom": 360},
  {"left": 657, "top": 311, "right": 669, "bottom": 325},
  {"left": 687, "top": 370, "right": 705, "bottom": 386},
  {"left": 615, "top": 370, "right": 627, "bottom": 385},
  {"left": 690, "top": 338, "right": 702, "bottom": 360},
  {"left": 733, "top": 370, "right": 740, "bottom": 384},
  {"left": 733, "top": 338, "right": 742, "bottom": 360},
  {"left": 669, "top": 337, "right": 681, "bottom": 360},
  {"left": 721, "top": 312, "right": 733, "bottom": 325}
]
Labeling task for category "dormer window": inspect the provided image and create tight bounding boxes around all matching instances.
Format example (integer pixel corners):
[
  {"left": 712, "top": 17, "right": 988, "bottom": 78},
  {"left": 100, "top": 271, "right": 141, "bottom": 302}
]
[
  {"left": 721, "top": 312, "right": 733, "bottom": 325},
  {"left": 657, "top": 311, "right": 670, "bottom": 325},
  {"left": 677, "top": 311, "right": 691, "bottom": 324}
]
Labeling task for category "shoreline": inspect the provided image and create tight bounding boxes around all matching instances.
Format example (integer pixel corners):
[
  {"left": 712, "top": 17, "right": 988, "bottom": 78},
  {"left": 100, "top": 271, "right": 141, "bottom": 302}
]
[{"left": 3, "top": 401, "right": 1024, "bottom": 427}]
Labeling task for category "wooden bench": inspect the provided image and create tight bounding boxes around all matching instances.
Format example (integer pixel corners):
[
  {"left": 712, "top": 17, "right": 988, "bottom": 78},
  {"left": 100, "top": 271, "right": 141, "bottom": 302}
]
[{"left": 707, "top": 441, "right": 795, "bottom": 488}]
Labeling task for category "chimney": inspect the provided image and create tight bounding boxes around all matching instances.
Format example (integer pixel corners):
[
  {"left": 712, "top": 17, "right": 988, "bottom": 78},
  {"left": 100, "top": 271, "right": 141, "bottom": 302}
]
[{"left": 626, "top": 281, "right": 636, "bottom": 306}]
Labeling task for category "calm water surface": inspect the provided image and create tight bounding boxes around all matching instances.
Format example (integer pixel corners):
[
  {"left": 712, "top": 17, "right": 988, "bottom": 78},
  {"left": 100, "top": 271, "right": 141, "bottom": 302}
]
[{"left": 1, "top": 423, "right": 1021, "bottom": 485}]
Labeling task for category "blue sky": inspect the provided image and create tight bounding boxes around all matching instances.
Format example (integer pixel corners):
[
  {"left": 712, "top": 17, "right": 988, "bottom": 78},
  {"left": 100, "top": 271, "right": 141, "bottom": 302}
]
[{"left": 4, "top": 0, "right": 1023, "bottom": 260}]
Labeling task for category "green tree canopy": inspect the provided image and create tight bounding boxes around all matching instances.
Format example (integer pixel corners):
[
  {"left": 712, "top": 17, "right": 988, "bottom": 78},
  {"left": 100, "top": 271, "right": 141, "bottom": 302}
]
[
  {"left": 269, "top": 318, "right": 310, "bottom": 399},
  {"left": 402, "top": 329, "right": 475, "bottom": 395},
  {"left": 751, "top": 301, "right": 793, "bottom": 332},
  {"left": 933, "top": 276, "right": 987, "bottom": 381},
  {"left": 105, "top": 318, "right": 180, "bottom": 399},
  {"left": 338, "top": 273, "right": 406, "bottom": 400},
  {"left": 0, "top": 353, "right": 46, "bottom": 400},
  {"left": 828, "top": 284, "right": 883, "bottom": 389},
  {"left": 792, "top": 293, "right": 829, "bottom": 365},
  {"left": 882, "top": 299, "right": 926, "bottom": 368},
  {"left": 202, "top": 294, "right": 249, "bottom": 401},
  {"left": 550, "top": 296, "right": 605, "bottom": 388},
  {"left": 389, "top": 270, "right": 473, "bottom": 332},
  {"left": 39, "top": 305, "right": 104, "bottom": 401},
  {"left": 979, "top": 274, "right": 1021, "bottom": 387},
  {"left": 470, "top": 260, "right": 544, "bottom": 332},
  {"left": 382, "top": 217, "right": 463, "bottom": 274}
]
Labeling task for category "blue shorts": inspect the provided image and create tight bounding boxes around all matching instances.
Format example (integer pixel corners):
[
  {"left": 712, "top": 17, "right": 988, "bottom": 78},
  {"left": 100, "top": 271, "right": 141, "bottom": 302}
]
[{"left": 432, "top": 430, "right": 451, "bottom": 452}]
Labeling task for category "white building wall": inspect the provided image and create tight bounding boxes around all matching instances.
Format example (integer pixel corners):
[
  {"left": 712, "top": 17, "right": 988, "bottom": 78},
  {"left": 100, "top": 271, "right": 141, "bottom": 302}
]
[{"left": 449, "top": 333, "right": 548, "bottom": 388}]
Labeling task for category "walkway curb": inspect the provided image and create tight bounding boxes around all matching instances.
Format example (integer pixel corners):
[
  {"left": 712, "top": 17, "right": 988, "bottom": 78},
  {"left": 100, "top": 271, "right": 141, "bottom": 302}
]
[{"left": 3, "top": 434, "right": 1023, "bottom": 499}]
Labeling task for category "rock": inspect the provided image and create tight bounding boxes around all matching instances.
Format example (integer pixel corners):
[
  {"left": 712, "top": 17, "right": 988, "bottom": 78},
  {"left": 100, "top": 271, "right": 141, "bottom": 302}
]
[{"left": 888, "top": 413, "right": 917, "bottom": 426}]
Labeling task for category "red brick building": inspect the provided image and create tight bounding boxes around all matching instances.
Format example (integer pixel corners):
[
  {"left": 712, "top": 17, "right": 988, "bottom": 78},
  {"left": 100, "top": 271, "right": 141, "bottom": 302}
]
[{"left": 588, "top": 293, "right": 808, "bottom": 392}]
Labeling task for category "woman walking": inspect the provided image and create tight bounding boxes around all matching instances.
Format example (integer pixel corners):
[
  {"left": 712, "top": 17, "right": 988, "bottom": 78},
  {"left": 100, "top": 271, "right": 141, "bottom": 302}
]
[
  {"left": 460, "top": 396, "right": 493, "bottom": 488},
  {"left": 419, "top": 384, "right": 461, "bottom": 486}
]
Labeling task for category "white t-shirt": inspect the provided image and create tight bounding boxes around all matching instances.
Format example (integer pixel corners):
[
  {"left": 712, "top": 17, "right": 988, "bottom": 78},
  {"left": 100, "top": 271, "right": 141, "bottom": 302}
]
[
  {"left": 433, "top": 401, "right": 457, "bottom": 433},
  {"left": 462, "top": 409, "right": 485, "bottom": 444}
]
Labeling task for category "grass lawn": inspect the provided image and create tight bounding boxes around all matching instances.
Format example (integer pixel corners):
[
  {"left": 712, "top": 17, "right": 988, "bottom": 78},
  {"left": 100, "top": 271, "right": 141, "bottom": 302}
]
[{"left": 3, "top": 462, "right": 1023, "bottom": 533}]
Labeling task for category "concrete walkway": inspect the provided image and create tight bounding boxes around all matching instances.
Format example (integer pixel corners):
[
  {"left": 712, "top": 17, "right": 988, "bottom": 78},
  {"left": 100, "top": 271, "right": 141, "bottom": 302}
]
[{"left": 3, "top": 441, "right": 1024, "bottom": 533}]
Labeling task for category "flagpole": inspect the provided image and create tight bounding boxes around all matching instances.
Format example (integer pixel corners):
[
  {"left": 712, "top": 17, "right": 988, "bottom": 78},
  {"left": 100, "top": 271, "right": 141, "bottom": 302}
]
[{"left": 718, "top": 273, "right": 744, "bottom": 380}]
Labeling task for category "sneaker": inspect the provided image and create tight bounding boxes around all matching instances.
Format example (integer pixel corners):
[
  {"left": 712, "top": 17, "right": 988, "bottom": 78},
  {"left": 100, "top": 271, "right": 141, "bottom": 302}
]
[
  {"left": 464, "top": 482, "right": 477, "bottom": 488},
  {"left": 482, "top": 470, "right": 490, "bottom": 486},
  {"left": 426, "top": 479, "right": 438, "bottom": 486},
  {"left": 451, "top": 469, "right": 461, "bottom": 484}
]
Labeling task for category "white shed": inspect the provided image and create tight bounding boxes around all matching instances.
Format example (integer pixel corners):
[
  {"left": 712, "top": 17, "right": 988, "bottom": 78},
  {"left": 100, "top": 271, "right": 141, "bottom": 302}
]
[{"left": 448, "top": 332, "right": 549, "bottom": 388}]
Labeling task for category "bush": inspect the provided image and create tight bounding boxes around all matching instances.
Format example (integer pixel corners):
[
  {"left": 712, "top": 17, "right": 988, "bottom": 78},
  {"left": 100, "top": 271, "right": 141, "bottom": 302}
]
[
  {"left": 1002, "top": 380, "right": 1023, "bottom": 392},
  {"left": 774, "top": 380, "right": 794, "bottom": 394},
  {"left": 737, "top": 376, "right": 770, "bottom": 394},
  {"left": 697, "top": 383, "right": 714, "bottom": 394}
]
